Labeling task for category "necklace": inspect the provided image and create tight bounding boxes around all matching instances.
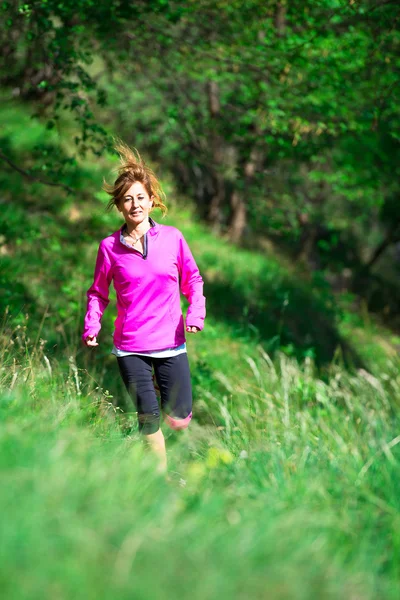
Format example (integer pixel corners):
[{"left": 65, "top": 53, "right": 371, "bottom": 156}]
[
  {"left": 124, "top": 222, "right": 151, "bottom": 247},
  {"left": 126, "top": 231, "right": 141, "bottom": 244}
]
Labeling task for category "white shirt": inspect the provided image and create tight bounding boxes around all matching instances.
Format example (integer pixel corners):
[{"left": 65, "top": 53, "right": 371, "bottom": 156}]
[{"left": 111, "top": 343, "right": 187, "bottom": 358}]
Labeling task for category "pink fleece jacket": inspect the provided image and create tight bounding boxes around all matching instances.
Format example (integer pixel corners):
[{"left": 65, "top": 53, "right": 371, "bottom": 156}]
[{"left": 82, "top": 219, "right": 206, "bottom": 352}]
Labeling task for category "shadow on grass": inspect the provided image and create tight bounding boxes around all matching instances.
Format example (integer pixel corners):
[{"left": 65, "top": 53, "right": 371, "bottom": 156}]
[
  {"left": 352, "top": 270, "right": 400, "bottom": 333},
  {"left": 202, "top": 269, "right": 364, "bottom": 370}
]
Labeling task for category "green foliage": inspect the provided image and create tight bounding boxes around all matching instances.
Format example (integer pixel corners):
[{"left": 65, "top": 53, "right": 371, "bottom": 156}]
[
  {"left": 2, "top": 94, "right": 399, "bottom": 372},
  {"left": 2, "top": 0, "right": 400, "bottom": 316},
  {"left": 1, "top": 326, "right": 400, "bottom": 598}
]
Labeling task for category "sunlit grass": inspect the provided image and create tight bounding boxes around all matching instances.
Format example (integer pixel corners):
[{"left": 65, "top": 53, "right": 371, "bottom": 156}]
[{"left": 1, "top": 325, "right": 400, "bottom": 599}]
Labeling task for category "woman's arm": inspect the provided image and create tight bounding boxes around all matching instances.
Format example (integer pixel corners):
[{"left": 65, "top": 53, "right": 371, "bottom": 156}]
[
  {"left": 178, "top": 233, "right": 206, "bottom": 332},
  {"left": 82, "top": 242, "right": 113, "bottom": 345}
]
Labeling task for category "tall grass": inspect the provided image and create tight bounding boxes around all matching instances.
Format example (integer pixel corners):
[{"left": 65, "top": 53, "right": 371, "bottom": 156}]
[{"left": 1, "top": 322, "right": 400, "bottom": 600}]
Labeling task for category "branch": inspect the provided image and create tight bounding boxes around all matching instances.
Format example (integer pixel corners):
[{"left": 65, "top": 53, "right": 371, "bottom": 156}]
[{"left": 0, "top": 151, "right": 74, "bottom": 194}]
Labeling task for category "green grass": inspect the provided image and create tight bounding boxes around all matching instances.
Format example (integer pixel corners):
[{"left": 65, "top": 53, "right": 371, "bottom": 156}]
[
  {"left": 1, "top": 333, "right": 400, "bottom": 599},
  {"left": 2, "top": 93, "right": 400, "bottom": 599}
]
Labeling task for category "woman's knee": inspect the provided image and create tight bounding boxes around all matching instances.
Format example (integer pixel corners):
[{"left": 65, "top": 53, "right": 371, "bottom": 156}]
[
  {"left": 138, "top": 412, "right": 160, "bottom": 435},
  {"left": 163, "top": 411, "right": 192, "bottom": 430}
]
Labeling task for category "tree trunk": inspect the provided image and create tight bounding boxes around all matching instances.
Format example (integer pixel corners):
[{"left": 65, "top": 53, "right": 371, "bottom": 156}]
[
  {"left": 206, "top": 80, "right": 225, "bottom": 230},
  {"left": 275, "top": 1, "right": 287, "bottom": 37},
  {"left": 297, "top": 225, "right": 320, "bottom": 267},
  {"left": 228, "top": 147, "right": 260, "bottom": 243},
  {"left": 228, "top": 190, "right": 247, "bottom": 243},
  {"left": 364, "top": 223, "right": 400, "bottom": 270}
]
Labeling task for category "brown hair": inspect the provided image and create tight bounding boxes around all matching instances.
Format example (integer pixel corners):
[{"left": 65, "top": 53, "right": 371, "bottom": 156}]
[{"left": 103, "top": 140, "right": 168, "bottom": 215}]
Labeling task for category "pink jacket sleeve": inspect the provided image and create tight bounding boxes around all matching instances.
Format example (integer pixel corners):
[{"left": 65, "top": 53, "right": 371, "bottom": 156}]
[
  {"left": 178, "top": 233, "right": 206, "bottom": 331},
  {"left": 82, "top": 242, "right": 113, "bottom": 341}
]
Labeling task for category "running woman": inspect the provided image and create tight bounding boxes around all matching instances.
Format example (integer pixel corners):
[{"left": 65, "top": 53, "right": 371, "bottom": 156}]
[{"left": 82, "top": 142, "right": 206, "bottom": 473}]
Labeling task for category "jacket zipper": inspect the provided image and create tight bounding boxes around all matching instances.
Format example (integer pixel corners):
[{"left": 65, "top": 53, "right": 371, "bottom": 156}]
[{"left": 143, "top": 232, "right": 148, "bottom": 259}]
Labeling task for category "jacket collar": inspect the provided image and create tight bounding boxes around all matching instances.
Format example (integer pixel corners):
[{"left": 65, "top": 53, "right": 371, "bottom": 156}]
[{"left": 148, "top": 217, "right": 160, "bottom": 236}]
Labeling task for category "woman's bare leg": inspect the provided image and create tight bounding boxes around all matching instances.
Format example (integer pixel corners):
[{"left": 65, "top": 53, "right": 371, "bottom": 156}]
[{"left": 145, "top": 428, "right": 167, "bottom": 474}]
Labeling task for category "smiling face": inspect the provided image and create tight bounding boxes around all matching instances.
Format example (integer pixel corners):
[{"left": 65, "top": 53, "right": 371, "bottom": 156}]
[{"left": 117, "top": 181, "right": 154, "bottom": 228}]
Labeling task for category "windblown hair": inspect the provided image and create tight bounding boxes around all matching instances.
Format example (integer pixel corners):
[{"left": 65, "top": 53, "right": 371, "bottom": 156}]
[{"left": 103, "top": 140, "right": 167, "bottom": 215}]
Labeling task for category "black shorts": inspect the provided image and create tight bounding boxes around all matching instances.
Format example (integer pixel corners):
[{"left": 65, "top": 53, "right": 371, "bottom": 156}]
[{"left": 116, "top": 352, "right": 193, "bottom": 434}]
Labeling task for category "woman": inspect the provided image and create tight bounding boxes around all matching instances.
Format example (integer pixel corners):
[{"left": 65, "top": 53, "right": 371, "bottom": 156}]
[{"left": 82, "top": 142, "right": 206, "bottom": 473}]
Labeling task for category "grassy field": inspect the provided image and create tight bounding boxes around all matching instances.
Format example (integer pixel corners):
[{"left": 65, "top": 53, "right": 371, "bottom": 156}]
[
  {"left": 1, "top": 96, "right": 400, "bottom": 599},
  {"left": 2, "top": 330, "right": 400, "bottom": 599}
]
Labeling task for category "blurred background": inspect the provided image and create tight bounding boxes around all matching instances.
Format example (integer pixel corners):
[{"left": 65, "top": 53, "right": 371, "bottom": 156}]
[
  {"left": 1, "top": 0, "right": 399, "bottom": 368},
  {"left": 1, "top": 2, "right": 400, "bottom": 598}
]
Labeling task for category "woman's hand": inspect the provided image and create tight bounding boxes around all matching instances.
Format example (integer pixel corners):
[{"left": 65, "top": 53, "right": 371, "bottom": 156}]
[
  {"left": 85, "top": 335, "right": 99, "bottom": 347},
  {"left": 186, "top": 326, "right": 200, "bottom": 334}
]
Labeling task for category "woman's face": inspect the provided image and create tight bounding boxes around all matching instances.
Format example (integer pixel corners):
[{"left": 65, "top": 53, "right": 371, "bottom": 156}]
[{"left": 118, "top": 181, "right": 153, "bottom": 227}]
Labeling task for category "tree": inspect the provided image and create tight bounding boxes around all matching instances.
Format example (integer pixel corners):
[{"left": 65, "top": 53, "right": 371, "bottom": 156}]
[{"left": 2, "top": 0, "right": 399, "bottom": 256}]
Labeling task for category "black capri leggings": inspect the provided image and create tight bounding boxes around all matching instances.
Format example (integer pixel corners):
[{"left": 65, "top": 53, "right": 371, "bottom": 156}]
[{"left": 116, "top": 353, "right": 193, "bottom": 435}]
